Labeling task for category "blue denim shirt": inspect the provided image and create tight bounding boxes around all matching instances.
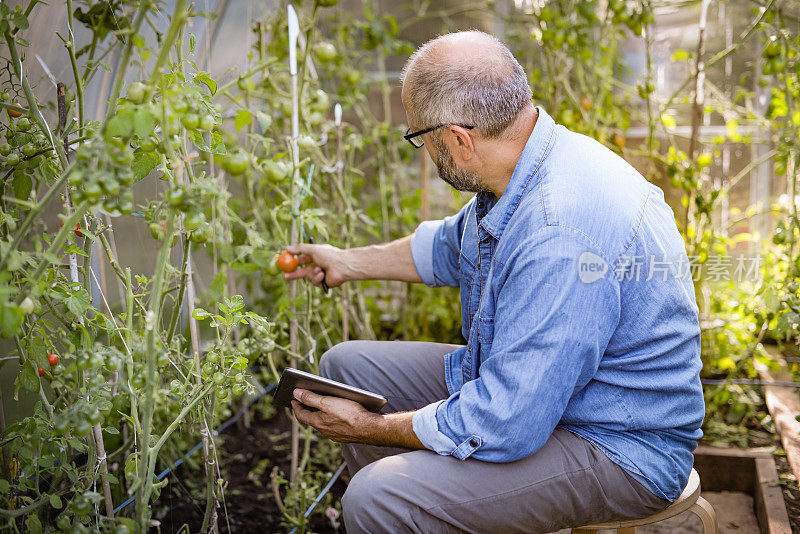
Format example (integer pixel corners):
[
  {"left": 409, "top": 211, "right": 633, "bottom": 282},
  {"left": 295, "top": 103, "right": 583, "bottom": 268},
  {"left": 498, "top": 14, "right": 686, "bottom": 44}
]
[{"left": 409, "top": 107, "right": 704, "bottom": 501}]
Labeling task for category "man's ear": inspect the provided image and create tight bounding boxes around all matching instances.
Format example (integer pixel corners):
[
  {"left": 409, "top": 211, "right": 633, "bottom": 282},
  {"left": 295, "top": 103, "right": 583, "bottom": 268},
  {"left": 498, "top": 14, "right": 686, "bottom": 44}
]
[{"left": 447, "top": 125, "right": 475, "bottom": 162}]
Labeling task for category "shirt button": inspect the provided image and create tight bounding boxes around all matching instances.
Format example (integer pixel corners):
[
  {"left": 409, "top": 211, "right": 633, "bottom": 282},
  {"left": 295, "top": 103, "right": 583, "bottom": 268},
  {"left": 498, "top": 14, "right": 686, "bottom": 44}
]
[{"left": 469, "top": 439, "right": 478, "bottom": 447}]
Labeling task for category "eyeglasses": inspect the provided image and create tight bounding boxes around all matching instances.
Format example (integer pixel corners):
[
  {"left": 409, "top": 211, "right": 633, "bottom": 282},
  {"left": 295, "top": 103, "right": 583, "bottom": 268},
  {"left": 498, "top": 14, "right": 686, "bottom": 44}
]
[{"left": 403, "top": 123, "right": 475, "bottom": 148}]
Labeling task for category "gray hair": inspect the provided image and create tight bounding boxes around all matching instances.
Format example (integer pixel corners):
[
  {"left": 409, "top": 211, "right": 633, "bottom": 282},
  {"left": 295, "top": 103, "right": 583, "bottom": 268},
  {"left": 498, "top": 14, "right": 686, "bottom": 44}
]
[{"left": 401, "top": 31, "right": 532, "bottom": 139}]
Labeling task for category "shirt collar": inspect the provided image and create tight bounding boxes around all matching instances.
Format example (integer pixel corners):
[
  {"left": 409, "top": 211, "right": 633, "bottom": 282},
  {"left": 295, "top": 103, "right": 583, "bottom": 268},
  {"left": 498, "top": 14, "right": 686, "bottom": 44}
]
[{"left": 478, "top": 106, "right": 556, "bottom": 240}]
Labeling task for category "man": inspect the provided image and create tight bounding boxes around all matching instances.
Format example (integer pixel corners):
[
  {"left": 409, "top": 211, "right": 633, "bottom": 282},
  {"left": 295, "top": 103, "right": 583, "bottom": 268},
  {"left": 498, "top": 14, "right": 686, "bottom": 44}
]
[{"left": 284, "top": 30, "right": 704, "bottom": 533}]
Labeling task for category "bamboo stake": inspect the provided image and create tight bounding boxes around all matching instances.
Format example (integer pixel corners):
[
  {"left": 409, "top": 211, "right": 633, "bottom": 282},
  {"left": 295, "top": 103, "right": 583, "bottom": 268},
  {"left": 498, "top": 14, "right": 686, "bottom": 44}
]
[
  {"left": 288, "top": 3, "right": 301, "bottom": 487},
  {"left": 684, "top": 0, "right": 711, "bottom": 232},
  {"left": 334, "top": 104, "right": 349, "bottom": 342}
]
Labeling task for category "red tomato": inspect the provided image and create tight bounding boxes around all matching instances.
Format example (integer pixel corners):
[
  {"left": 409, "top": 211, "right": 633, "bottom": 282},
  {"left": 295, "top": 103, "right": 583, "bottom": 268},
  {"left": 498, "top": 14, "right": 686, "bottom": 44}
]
[
  {"left": 59, "top": 220, "right": 83, "bottom": 237},
  {"left": 276, "top": 251, "right": 299, "bottom": 273},
  {"left": 37, "top": 365, "right": 46, "bottom": 377},
  {"left": 47, "top": 353, "right": 58, "bottom": 366}
]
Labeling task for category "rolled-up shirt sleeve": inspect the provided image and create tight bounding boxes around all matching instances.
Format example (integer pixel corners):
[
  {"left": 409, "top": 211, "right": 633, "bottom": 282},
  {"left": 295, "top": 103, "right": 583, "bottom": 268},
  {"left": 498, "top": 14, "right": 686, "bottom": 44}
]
[
  {"left": 410, "top": 199, "right": 473, "bottom": 288},
  {"left": 412, "top": 229, "right": 621, "bottom": 461}
]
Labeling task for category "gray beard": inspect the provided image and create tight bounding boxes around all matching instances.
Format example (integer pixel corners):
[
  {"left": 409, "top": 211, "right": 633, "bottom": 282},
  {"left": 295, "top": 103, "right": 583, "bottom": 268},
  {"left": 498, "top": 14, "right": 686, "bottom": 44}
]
[{"left": 434, "top": 139, "right": 485, "bottom": 193}]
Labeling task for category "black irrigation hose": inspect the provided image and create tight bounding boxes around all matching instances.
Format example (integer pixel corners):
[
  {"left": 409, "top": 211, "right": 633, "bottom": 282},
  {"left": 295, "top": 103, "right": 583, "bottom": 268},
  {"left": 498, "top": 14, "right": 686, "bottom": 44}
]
[{"left": 113, "top": 382, "right": 277, "bottom": 515}]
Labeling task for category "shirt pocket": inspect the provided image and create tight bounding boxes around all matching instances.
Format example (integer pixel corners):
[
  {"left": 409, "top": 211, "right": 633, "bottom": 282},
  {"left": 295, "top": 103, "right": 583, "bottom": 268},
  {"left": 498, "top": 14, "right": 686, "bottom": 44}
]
[
  {"left": 477, "top": 314, "right": 495, "bottom": 363},
  {"left": 458, "top": 254, "right": 476, "bottom": 337}
]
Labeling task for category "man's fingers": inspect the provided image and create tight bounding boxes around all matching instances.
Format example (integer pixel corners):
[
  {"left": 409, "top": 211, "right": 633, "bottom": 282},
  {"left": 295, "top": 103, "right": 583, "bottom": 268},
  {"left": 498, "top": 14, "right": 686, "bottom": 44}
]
[
  {"left": 283, "top": 265, "right": 315, "bottom": 280},
  {"left": 285, "top": 244, "right": 310, "bottom": 256},
  {"left": 291, "top": 400, "right": 316, "bottom": 426},
  {"left": 294, "top": 388, "right": 324, "bottom": 409}
]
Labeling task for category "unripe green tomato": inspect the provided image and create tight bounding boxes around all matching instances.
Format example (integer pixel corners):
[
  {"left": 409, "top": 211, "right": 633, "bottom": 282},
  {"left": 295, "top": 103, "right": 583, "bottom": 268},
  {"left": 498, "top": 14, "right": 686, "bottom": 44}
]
[
  {"left": 213, "top": 371, "right": 225, "bottom": 385},
  {"left": 189, "top": 224, "right": 212, "bottom": 243},
  {"left": 157, "top": 352, "right": 169, "bottom": 367},
  {"left": 56, "top": 514, "right": 72, "bottom": 530},
  {"left": 117, "top": 170, "right": 134, "bottom": 186},
  {"left": 5, "top": 153, "right": 20, "bottom": 166},
  {"left": 774, "top": 160, "right": 787, "bottom": 175},
  {"left": 111, "top": 524, "right": 131, "bottom": 534},
  {"left": 74, "top": 420, "right": 92, "bottom": 437},
  {"left": 110, "top": 147, "right": 134, "bottom": 166},
  {"left": 181, "top": 113, "right": 200, "bottom": 130},
  {"left": 127, "top": 82, "right": 148, "bottom": 104},
  {"left": 344, "top": 70, "right": 362, "bottom": 85},
  {"left": 172, "top": 98, "right": 189, "bottom": 114},
  {"left": 106, "top": 356, "right": 120, "bottom": 372},
  {"left": 314, "top": 42, "right": 337, "bottom": 63},
  {"left": 198, "top": 114, "right": 215, "bottom": 131},
  {"left": 202, "top": 361, "right": 215, "bottom": 376},
  {"left": 131, "top": 373, "right": 145, "bottom": 389},
  {"left": 205, "top": 351, "right": 219, "bottom": 364},
  {"left": 232, "top": 383, "right": 245, "bottom": 396},
  {"left": 310, "top": 89, "right": 330, "bottom": 113},
  {"left": 16, "top": 118, "right": 31, "bottom": 131},
  {"left": 183, "top": 212, "right": 205, "bottom": 232},
  {"left": 84, "top": 182, "right": 103, "bottom": 199},
  {"left": 53, "top": 417, "right": 70, "bottom": 436},
  {"left": 88, "top": 353, "right": 104, "bottom": 368},
  {"left": 0, "top": 91, "right": 9, "bottom": 102},
  {"left": 216, "top": 386, "right": 229, "bottom": 400},
  {"left": 100, "top": 178, "right": 120, "bottom": 196},
  {"left": 87, "top": 409, "right": 102, "bottom": 426},
  {"left": 20, "top": 297, "right": 34, "bottom": 315},
  {"left": 0, "top": 143, "right": 12, "bottom": 156},
  {"left": 149, "top": 222, "right": 164, "bottom": 241},
  {"left": 222, "top": 151, "right": 249, "bottom": 175},
  {"left": 764, "top": 36, "right": 782, "bottom": 58},
  {"left": 297, "top": 134, "right": 316, "bottom": 150},
  {"left": 166, "top": 187, "right": 186, "bottom": 208},
  {"left": 140, "top": 137, "right": 158, "bottom": 152},
  {"left": 118, "top": 200, "right": 134, "bottom": 215}
]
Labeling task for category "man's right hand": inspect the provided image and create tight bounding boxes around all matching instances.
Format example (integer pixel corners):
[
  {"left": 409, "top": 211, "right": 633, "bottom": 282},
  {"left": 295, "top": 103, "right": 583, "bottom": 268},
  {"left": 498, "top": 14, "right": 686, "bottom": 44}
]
[
  {"left": 281, "top": 235, "right": 422, "bottom": 287},
  {"left": 282, "top": 243, "right": 350, "bottom": 288}
]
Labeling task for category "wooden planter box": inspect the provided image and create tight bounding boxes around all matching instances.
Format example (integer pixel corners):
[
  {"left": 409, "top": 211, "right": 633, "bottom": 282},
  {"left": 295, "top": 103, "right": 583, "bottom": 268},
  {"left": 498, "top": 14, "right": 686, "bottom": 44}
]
[{"left": 694, "top": 446, "right": 792, "bottom": 534}]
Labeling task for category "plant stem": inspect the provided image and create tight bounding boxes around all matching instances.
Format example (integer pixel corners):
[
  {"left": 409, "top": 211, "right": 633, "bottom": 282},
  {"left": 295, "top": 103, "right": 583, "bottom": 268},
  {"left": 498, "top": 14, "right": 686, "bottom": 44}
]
[{"left": 135, "top": 213, "right": 175, "bottom": 532}]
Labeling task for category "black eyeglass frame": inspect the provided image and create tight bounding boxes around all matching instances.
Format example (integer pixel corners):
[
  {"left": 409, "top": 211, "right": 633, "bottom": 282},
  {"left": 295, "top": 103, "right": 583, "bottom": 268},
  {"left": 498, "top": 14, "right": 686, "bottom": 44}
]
[{"left": 403, "top": 123, "right": 475, "bottom": 148}]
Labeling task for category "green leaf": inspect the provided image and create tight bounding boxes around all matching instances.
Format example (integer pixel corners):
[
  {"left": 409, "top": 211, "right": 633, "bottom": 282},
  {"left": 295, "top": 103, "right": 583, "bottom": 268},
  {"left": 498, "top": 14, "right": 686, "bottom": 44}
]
[
  {"left": 192, "top": 308, "right": 211, "bottom": 320},
  {"left": 25, "top": 337, "right": 47, "bottom": 368},
  {"left": 194, "top": 72, "right": 217, "bottom": 95},
  {"left": 24, "top": 514, "right": 41, "bottom": 534},
  {"left": 49, "top": 494, "right": 62, "bottom": 509},
  {"left": 104, "top": 426, "right": 120, "bottom": 435},
  {"left": 0, "top": 302, "right": 23, "bottom": 337},
  {"left": 11, "top": 173, "right": 31, "bottom": 201},
  {"left": 106, "top": 107, "right": 135, "bottom": 138},
  {"left": 65, "top": 287, "right": 91, "bottom": 317},
  {"left": 234, "top": 110, "right": 252, "bottom": 132},
  {"left": 132, "top": 34, "right": 146, "bottom": 49},
  {"left": 18, "top": 362, "right": 38, "bottom": 393},
  {"left": 93, "top": 398, "right": 113, "bottom": 411},
  {"left": 132, "top": 108, "right": 156, "bottom": 138},
  {"left": 131, "top": 149, "right": 160, "bottom": 183}
]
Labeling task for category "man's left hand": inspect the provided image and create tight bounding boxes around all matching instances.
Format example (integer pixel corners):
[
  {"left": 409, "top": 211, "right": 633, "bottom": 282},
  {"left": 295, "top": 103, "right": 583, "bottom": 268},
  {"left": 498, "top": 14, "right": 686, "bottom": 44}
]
[{"left": 291, "top": 388, "right": 379, "bottom": 444}]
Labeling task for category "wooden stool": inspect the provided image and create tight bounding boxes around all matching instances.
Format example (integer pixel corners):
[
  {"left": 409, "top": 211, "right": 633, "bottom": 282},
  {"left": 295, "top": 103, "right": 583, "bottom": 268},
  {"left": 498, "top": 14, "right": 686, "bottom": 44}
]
[{"left": 571, "top": 469, "right": 718, "bottom": 534}]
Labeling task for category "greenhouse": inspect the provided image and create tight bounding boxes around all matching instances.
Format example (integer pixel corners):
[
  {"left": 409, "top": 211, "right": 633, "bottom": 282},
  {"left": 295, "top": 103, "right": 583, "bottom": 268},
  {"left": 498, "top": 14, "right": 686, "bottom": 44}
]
[{"left": 1, "top": 0, "right": 799, "bottom": 532}]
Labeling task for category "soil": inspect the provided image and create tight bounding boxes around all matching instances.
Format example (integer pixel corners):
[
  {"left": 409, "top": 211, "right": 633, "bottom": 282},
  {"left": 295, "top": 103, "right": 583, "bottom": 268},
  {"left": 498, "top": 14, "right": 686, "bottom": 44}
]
[{"left": 155, "top": 403, "right": 346, "bottom": 533}]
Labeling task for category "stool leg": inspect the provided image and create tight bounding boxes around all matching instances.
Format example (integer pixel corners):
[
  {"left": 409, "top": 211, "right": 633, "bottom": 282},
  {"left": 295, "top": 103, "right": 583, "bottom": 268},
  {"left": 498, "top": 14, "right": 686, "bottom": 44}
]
[
  {"left": 570, "top": 529, "right": 597, "bottom": 534},
  {"left": 689, "top": 496, "right": 718, "bottom": 534},
  {"left": 618, "top": 528, "right": 636, "bottom": 534}
]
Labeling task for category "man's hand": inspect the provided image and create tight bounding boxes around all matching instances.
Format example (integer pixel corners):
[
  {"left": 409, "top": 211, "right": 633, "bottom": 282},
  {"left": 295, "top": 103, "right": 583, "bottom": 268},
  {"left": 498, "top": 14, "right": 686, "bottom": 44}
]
[
  {"left": 283, "top": 243, "right": 350, "bottom": 288},
  {"left": 282, "top": 235, "right": 423, "bottom": 286},
  {"left": 291, "top": 388, "right": 376, "bottom": 443},
  {"left": 291, "top": 388, "right": 426, "bottom": 450}
]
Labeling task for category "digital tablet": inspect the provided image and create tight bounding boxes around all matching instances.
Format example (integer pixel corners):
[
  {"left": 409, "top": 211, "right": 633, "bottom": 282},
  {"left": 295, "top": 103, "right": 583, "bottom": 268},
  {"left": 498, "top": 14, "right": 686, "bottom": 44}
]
[{"left": 273, "top": 367, "right": 388, "bottom": 413}]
